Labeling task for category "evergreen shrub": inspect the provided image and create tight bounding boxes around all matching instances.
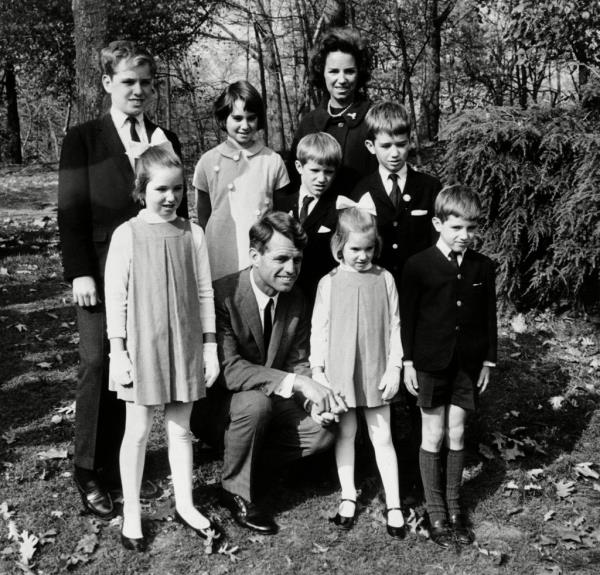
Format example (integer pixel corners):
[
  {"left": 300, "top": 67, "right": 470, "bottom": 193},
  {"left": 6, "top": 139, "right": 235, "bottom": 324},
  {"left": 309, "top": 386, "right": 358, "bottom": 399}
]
[{"left": 441, "top": 106, "right": 600, "bottom": 310}]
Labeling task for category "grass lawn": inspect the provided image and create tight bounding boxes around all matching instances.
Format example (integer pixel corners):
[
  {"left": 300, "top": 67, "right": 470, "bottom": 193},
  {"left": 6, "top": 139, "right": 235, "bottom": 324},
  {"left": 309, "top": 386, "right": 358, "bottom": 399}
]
[{"left": 1, "top": 164, "right": 600, "bottom": 574}]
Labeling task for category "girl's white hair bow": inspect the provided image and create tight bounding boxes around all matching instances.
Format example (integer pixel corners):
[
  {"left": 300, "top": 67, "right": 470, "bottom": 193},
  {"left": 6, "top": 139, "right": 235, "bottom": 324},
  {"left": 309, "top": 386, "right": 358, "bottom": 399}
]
[{"left": 336, "top": 193, "right": 377, "bottom": 216}]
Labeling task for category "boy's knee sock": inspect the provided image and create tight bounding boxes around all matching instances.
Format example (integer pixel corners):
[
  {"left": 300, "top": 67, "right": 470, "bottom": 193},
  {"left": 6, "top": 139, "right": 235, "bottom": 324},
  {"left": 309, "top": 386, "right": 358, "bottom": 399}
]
[
  {"left": 419, "top": 448, "right": 446, "bottom": 524},
  {"left": 446, "top": 448, "right": 465, "bottom": 516}
]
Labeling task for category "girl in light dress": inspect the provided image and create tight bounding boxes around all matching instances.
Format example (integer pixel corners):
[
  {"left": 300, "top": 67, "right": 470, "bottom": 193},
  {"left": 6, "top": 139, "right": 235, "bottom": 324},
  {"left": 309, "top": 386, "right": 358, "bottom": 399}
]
[
  {"left": 105, "top": 147, "right": 220, "bottom": 551},
  {"left": 310, "top": 195, "right": 406, "bottom": 539},
  {"left": 193, "top": 80, "right": 289, "bottom": 281}
]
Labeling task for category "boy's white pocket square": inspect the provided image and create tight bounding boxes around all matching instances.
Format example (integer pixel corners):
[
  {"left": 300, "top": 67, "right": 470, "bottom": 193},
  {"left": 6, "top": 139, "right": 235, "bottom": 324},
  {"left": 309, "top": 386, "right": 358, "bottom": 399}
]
[
  {"left": 318, "top": 226, "right": 331, "bottom": 233},
  {"left": 410, "top": 209, "right": 428, "bottom": 216}
]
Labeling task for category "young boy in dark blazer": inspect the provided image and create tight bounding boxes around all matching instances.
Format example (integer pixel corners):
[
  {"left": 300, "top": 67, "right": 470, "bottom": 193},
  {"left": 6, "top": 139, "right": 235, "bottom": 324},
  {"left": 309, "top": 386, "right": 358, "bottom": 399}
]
[
  {"left": 400, "top": 185, "right": 497, "bottom": 548},
  {"left": 58, "top": 40, "right": 187, "bottom": 519},
  {"left": 274, "top": 132, "right": 342, "bottom": 306},
  {"left": 351, "top": 101, "right": 441, "bottom": 500},
  {"left": 350, "top": 101, "right": 441, "bottom": 286}
]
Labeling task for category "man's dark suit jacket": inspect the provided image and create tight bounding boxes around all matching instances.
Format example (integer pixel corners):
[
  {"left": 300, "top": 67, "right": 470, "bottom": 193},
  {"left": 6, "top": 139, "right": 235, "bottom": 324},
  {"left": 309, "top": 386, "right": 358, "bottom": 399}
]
[
  {"left": 351, "top": 166, "right": 441, "bottom": 285},
  {"left": 400, "top": 246, "right": 497, "bottom": 372},
  {"left": 273, "top": 188, "right": 338, "bottom": 304},
  {"left": 214, "top": 268, "right": 312, "bottom": 396},
  {"left": 58, "top": 114, "right": 188, "bottom": 284}
]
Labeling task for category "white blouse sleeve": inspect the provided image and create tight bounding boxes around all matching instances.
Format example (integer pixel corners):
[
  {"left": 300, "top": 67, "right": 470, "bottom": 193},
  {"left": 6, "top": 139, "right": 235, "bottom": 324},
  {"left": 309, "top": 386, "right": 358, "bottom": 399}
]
[
  {"left": 190, "top": 222, "right": 216, "bottom": 334},
  {"left": 385, "top": 270, "right": 403, "bottom": 367},
  {"left": 309, "top": 274, "right": 331, "bottom": 369},
  {"left": 104, "top": 223, "right": 132, "bottom": 340}
]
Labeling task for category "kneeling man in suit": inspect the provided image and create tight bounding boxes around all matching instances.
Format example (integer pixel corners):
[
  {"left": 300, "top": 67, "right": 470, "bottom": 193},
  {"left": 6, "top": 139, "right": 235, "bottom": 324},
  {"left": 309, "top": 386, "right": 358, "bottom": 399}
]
[{"left": 193, "top": 211, "right": 346, "bottom": 534}]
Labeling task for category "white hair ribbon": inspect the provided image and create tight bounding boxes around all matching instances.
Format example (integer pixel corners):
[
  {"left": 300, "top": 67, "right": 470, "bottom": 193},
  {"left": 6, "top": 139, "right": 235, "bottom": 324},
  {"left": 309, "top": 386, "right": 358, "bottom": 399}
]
[
  {"left": 336, "top": 193, "right": 377, "bottom": 216},
  {"left": 126, "top": 127, "right": 175, "bottom": 162}
]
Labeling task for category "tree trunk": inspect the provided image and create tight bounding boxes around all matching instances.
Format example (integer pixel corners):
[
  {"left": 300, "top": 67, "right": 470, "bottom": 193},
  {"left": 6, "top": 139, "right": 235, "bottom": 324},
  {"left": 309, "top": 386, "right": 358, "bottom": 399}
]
[
  {"left": 4, "top": 61, "right": 22, "bottom": 163},
  {"left": 417, "top": 0, "right": 454, "bottom": 143},
  {"left": 254, "top": 1, "right": 285, "bottom": 152},
  {"left": 72, "top": 0, "right": 108, "bottom": 125}
]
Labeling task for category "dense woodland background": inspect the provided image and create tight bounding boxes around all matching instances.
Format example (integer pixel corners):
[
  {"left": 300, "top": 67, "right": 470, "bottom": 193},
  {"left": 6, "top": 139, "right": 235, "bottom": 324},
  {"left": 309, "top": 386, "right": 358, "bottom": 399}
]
[{"left": 1, "top": 0, "right": 599, "bottom": 309}]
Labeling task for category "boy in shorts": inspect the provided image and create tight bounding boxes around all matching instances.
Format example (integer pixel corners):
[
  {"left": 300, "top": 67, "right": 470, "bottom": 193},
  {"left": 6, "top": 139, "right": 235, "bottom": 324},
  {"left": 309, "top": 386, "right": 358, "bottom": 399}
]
[{"left": 400, "top": 185, "right": 497, "bottom": 548}]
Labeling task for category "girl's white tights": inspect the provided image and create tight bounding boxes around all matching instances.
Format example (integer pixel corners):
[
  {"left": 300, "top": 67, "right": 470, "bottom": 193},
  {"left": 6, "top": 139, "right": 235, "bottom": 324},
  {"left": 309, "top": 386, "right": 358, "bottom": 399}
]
[
  {"left": 335, "top": 405, "right": 404, "bottom": 528},
  {"left": 120, "top": 401, "right": 210, "bottom": 539}
]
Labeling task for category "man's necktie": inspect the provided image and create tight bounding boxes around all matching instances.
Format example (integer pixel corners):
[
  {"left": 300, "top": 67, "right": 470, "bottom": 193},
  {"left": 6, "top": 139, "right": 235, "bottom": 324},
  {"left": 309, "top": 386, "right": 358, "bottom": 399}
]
[
  {"left": 263, "top": 298, "right": 274, "bottom": 351},
  {"left": 449, "top": 250, "right": 460, "bottom": 269},
  {"left": 389, "top": 173, "right": 401, "bottom": 209},
  {"left": 127, "top": 116, "right": 141, "bottom": 142},
  {"left": 299, "top": 195, "right": 314, "bottom": 223}
]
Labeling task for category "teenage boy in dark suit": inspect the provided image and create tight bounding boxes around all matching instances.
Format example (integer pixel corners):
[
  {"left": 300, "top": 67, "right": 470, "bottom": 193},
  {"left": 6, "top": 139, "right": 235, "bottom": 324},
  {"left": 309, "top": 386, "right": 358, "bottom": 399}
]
[
  {"left": 400, "top": 185, "right": 497, "bottom": 548},
  {"left": 350, "top": 101, "right": 441, "bottom": 286},
  {"left": 350, "top": 101, "right": 441, "bottom": 500},
  {"left": 275, "top": 132, "right": 342, "bottom": 306},
  {"left": 58, "top": 40, "right": 187, "bottom": 519}
]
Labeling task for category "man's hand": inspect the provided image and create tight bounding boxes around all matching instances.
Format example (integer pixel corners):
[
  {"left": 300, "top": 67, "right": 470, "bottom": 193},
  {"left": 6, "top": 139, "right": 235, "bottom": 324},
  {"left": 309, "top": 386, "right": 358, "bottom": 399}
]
[
  {"left": 309, "top": 403, "right": 338, "bottom": 426},
  {"left": 477, "top": 365, "right": 491, "bottom": 393},
  {"left": 378, "top": 366, "right": 400, "bottom": 401},
  {"left": 403, "top": 364, "right": 419, "bottom": 397},
  {"left": 203, "top": 343, "right": 220, "bottom": 388},
  {"left": 72, "top": 275, "right": 99, "bottom": 307},
  {"left": 293, "top": 375, "right": 348, "bottom": 415}
]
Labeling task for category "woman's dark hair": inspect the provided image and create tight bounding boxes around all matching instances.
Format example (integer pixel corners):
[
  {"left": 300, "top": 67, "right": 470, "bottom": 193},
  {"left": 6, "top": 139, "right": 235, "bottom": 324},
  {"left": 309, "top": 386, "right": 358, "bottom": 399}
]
[
  {"left": 214, "top": 80, "right": 266, "bottom": 131},
  {"left": 309, "top": 27, "right": 372, "bottom": 95}
]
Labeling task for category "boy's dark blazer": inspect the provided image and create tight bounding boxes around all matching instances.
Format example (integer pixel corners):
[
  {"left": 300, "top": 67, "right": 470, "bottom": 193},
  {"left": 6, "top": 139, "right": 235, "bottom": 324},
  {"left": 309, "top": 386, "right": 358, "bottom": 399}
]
[
  {"left": 350, "top": 165, "right": 441, "bottom": 285},
  {"left": 58, "top": 114, "right": 188, "bottom": 284},
  {"left": 274, "top": 186, "right": 338, "bottom": 304},
  {"left": 400, "top": 246, "right": 497, "bottom": 373}
]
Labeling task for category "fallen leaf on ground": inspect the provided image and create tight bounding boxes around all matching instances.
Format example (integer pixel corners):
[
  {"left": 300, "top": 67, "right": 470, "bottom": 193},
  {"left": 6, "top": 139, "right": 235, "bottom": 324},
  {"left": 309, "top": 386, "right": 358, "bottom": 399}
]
[
  {"left": 524, "top": 483, "right": 542, "bottom": 492},
  {"left": 479, "top": 443, "right": 495, "bottom": 460},
  {"left": 504, "top": 480, "right": 519, "bottom": 490},
  {"left": 0, "top": 501, "right": 14, "bottom": 520},
  {"left": 549, "top": 396, "right": 565, "bottom": 410},
  {"left": 539, "top": 534, "right": 557, "bottom": 546},
  {"left": 555, "top": 480, "right": 575, "bottom": 498},
  {"left": 574, "top": 462, "right": 599, "bottom": 480},
  {"left": 527, "top": 468, "right": 545, "bottom": 480},
  {"left": 312, "top": 542, "right": 329, "bottom": 553},
  {"left": 501, "top": 445, "right": 525, "bottom": 461},
  {"left": 37, "top": 448, "right": 68, "bottom": 460},
  {"left": 511, "top": 314, "right": 527, "bottom": 333},
  {"left": 19, "top": 531, "right": 39, "bottom": 565},
  {"left": 7, "top": 521, "right": 19, "bottom": 541},
  {"left": 13, "top": 323, "right": 27, "bottom": 332},
  {"left": 36, "top": 362, "right": 52, "bottom": 369},
  {"left": 2, "top": 430, "right": 16, "bottom": 445},
  {"left": 544, "top": 510, "right": 555, "bottom": 521},
  {"left": 507, "top": 506, "right": 523, "bottom": 515},
  {"left": 556, "top": 527, "right": 581, "bottom": 543},
  {"left": 75, "top": 533, "right": 98, "bottom": 555}
]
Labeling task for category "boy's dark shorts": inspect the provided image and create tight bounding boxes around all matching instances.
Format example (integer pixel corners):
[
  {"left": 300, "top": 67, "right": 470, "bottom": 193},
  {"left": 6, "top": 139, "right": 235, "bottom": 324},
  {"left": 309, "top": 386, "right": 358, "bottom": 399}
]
[{"left": 416, "top": 358, "right": 480, "bottom": 411}]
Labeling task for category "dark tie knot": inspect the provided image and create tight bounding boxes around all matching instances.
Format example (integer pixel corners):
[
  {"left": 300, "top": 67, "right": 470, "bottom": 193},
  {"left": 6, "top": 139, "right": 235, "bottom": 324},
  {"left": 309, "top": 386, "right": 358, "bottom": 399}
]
[
  {"left": 389, "top": 173, "right": 399, "bottom": 182},
  {"left": 127, "top": 116, "right": 141, "bottom": 142}
]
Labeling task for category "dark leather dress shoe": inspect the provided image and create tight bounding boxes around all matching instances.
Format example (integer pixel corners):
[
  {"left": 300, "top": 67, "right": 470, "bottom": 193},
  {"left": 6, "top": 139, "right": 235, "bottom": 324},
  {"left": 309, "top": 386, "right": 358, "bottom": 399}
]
[
  {"left": 449, "top": 513, "right": 473, "bottom": 545},
  {"left": 220, "top": 490, "right": 278, "bottom": 534},
  {"left": 385, "top": 507, "right": 406, "bottom": 540},
  {"left": 429, "top": 519, "right": 454, "bottom": 549},
  {"left": 74, "top": 470, "right": 114, "bottom": 519},
  {"left": 330, "top": 499, "right": 356, "bottom": 530},
  {"left": 121, "top": 532, "right": 147, "bottom": 552},
  {"left": 174, "top": 510, "right": 221, "bottom": 540}
]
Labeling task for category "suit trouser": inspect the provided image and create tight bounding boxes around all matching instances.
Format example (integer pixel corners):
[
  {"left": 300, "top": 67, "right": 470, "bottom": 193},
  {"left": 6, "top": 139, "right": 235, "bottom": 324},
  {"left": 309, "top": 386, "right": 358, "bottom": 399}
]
[
  {"left": 74, "top": 304, "right": 125, "bottom": 471},
  {"left": 193, "top": 390, "right": 335, "bottom": 502}
]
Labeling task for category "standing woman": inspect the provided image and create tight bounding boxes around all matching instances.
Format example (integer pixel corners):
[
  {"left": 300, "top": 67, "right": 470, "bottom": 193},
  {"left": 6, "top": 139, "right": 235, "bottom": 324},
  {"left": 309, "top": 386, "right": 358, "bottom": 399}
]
[{"left": 289, "top": 27, "right": 377, "bottom": 195}]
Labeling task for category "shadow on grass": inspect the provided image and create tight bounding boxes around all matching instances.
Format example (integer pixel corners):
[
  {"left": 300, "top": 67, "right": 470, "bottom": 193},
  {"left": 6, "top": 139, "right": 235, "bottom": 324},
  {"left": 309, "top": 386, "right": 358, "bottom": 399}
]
[{"left": 464, "top": 328, "right": 598, "bottom": 511}]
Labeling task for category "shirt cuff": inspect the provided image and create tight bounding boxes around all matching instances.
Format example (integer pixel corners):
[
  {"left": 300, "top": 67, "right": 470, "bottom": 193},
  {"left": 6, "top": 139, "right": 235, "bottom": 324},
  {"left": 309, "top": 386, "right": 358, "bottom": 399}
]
[
  {"left": 482, "top": 361, "right": 496, "bottom": 368},
  {"left": 403, "top": 360, "right": 414, "bottom": 367},
  {"left": 273, "top": 374, "right": 295, "bottom": 398}
]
